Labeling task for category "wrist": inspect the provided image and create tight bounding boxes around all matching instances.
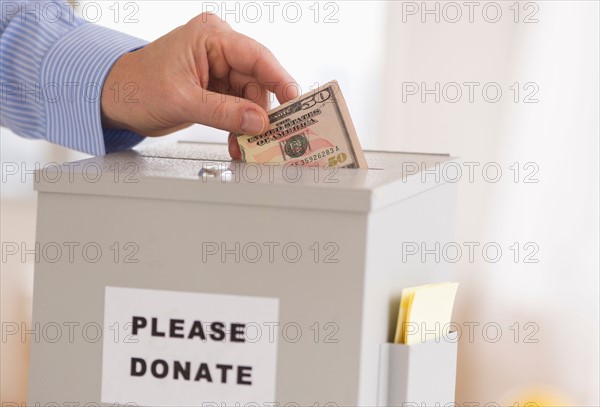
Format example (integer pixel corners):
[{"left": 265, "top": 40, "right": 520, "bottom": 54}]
[{"left": 101, "top": 51, "right": 136, "bottom": 130}]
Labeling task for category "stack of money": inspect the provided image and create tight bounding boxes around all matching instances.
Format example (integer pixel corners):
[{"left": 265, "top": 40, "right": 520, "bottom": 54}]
[{"left": 237, "top": 80, "right": 368, "bottom": 169}]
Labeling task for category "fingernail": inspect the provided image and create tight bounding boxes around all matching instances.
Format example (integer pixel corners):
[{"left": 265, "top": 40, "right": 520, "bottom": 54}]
[{"left": 241, "top": 110, "right": 265, "bottom": 134}]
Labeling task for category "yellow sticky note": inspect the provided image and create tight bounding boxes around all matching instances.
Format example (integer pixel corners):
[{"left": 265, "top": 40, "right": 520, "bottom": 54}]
[
  {"left": 394, "top": 285, "right": 419, "bottom": 344},
  {"left": 394, "top": 282, "right": 459, "bottom": 345},
  {"left": 404, "top": 282, "right": 458, "bottom": 344}
]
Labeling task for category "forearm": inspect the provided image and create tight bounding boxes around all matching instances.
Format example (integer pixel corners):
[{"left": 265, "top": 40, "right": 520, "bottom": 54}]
[{"left": 0, "top": 0, "right": 148, "bottom": 155}]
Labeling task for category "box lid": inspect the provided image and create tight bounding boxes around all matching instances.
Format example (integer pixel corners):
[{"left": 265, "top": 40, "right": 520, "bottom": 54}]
[{"left": 34, "top": 142, "right": 457, "bottom": 213}]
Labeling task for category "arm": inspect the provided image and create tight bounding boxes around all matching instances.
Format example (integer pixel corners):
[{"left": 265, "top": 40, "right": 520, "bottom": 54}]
[
  {"left": 1, "top": 0, "right": 148, "bottom": 155},
  {"left": 1, "top": 3, "right": 298, "bottom": 157}
]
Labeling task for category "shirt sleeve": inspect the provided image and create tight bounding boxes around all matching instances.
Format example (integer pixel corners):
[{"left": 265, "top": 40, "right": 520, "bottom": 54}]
[{"left": 0, "top": 0, "right": 149, "bottom": 155}]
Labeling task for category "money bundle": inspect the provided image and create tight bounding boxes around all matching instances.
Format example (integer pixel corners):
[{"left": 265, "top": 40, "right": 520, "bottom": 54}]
[{"left": 237, "top": 80, "right": 368, "bottom": 169}]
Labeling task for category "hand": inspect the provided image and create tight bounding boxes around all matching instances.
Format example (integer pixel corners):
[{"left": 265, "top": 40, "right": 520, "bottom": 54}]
[{"left": 101, "top": 12, "right": 299, "bottom": 159}]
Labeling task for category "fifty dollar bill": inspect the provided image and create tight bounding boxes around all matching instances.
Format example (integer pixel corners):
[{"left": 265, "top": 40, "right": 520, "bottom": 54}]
[{"left": 237, "top": 80, "right": 368, "bottom": 169}]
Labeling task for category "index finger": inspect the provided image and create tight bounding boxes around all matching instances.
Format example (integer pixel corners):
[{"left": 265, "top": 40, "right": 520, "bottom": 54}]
[{"left": 220, "top": 32, "right": 299, "bottom": 104}]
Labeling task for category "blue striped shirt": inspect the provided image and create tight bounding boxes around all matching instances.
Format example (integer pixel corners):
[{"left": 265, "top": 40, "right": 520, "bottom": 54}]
[{"left": 1, "top": 0, "right": 148, "bottom": 155}]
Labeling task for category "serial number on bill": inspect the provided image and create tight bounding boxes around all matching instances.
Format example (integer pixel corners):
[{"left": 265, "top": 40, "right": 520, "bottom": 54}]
[{"left": 297, "top": 147, "right": 340, "bottom": 165}]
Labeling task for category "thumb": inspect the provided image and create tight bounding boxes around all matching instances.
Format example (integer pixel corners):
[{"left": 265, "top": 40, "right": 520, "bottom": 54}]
[{"left": 186, "top": 89, "right": 268, "bottom": 135}]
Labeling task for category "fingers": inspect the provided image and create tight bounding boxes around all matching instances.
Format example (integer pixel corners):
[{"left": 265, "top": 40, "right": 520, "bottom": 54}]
[
  {"left": 219, "top": 32, "right": 299, "bottom": 104},
  {"left": 183, "top": 88, "right": 268, "bottom": 135},
  {"left": 228, "top": 70, "right": 270, "bottom": 111},
  {"left": 195, "top": 13, "right": 299, "bottom": 102},
  {"left": 224, "top": 72, "right": 267, "bottom": 160},
  {"left": 228, "top": 133, "right": 242, "bottom": 160}
]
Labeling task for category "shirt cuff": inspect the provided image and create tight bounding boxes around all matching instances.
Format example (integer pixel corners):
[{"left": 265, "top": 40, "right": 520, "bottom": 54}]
[{"left": 40, "top": 23, "right": 148, "bottom": 156}]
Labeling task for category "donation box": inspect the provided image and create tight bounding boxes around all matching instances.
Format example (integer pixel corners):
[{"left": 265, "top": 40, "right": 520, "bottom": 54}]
[{"left": 28, "top": 142, "right": 459, "bottom": 407}]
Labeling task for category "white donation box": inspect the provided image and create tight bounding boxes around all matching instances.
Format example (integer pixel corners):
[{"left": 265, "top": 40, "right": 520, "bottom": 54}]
[{"left": 29, "top": 142, "right": 459, "bottom": 406}]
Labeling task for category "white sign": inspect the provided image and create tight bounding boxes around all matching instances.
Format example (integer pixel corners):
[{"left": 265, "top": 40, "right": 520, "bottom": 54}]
[{"left": 101, "top": 286, "right": 279, "bottom": 406}]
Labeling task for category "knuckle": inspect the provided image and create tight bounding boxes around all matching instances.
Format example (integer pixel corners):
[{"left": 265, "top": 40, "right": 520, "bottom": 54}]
[
  {"left": 256, "top": 41, "right": 274, "bottom": 59},
  {"left": 199, "top": 12, "right": 218, "bottom": 23},
  {"left": 190, "top": 12, "right": 230, "bottom": 30},
  {"left": 263, "top": 44, "right": 275, "bottom": 57}
]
